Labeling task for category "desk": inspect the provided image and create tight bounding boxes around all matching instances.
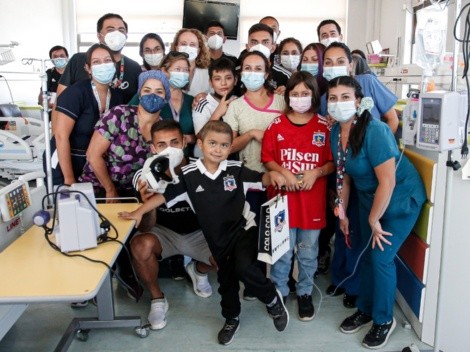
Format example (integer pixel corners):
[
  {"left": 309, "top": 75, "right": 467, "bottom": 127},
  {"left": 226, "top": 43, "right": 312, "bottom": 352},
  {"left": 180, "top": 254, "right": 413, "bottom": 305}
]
[{"left": 0, "top": 203, "right": 142, "bottom": 351}]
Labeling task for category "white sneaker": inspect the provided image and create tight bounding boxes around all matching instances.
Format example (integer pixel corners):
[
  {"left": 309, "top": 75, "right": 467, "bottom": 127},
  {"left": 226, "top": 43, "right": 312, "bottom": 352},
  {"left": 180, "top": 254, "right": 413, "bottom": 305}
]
[
  {"left": 186, "top": 261, "right": 213, "bottom": 298},
  {"left": 148, "top": 298, "right": 169, "bottom": 330}
]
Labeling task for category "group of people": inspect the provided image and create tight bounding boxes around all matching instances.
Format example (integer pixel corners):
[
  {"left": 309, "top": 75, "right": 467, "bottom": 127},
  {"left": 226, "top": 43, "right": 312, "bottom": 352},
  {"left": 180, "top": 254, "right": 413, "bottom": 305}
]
[{"left": 42, "top": 12, "right": 426, "bottom": 349}]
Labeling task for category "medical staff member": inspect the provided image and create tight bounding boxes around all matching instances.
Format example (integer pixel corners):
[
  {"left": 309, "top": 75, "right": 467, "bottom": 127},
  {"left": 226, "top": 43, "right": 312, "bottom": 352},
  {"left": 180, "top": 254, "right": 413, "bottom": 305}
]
[{"left": 327, "top": 76, "right": 426, "bottom": 349}]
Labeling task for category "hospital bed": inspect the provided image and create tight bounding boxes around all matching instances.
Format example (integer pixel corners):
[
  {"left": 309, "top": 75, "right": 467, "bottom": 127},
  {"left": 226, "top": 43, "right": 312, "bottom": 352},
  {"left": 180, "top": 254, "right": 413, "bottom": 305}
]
[{"left": 0, "top": 116, "right": 45, "bottom": 179}]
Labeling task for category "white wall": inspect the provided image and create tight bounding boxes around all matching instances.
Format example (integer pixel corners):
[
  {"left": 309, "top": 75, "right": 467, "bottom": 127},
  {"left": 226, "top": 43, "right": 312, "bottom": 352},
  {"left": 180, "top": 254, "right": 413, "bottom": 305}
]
[{"left": 0, "top": 0, "right": 66, "bottom": 105}]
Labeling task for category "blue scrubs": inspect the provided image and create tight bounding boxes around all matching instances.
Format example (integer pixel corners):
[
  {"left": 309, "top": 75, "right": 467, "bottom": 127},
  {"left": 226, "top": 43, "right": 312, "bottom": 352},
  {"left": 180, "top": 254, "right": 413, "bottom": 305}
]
[
  {"left": 325, "top": 73, "right": 398, "bottom": 298},
  {"left": 331, "top": 119, "right": 426, "bottom": 324}
]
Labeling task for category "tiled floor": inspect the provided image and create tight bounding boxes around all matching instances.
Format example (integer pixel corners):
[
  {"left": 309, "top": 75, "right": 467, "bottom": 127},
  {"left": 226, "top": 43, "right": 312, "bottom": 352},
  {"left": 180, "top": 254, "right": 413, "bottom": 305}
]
[{"left": 0, "top": 271, "right": 432, "bottom": 352}]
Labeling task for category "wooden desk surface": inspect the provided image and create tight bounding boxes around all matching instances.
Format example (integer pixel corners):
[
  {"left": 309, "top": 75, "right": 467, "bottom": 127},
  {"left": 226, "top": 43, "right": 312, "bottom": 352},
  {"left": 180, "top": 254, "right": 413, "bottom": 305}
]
[{"left": 0, "top": 203, "right": 138, "bottom": 303}]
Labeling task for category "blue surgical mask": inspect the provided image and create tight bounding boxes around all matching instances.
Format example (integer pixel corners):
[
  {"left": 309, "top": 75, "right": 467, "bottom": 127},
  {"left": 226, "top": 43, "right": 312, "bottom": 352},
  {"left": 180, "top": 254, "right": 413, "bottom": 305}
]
[
  {"left": 301, "top": 63, "right": 319, "bottom": 77},
  {"left": 169, "top": 71, "right": 189, "bottom": 89},
  {"left": 91, "top": 62, "right": 116, "bottom": 84},
  {"left": 52, "top": 58, "right": 68, "bottom": 69},
  {"left": 241, "top": 71, "right": 265, "bottom": 91},
  {"left": 140, "top": 93, "right": 167, "bottom": 113},
  {"left": 322, "top": 66, "right": 349, "bottom": 81}
]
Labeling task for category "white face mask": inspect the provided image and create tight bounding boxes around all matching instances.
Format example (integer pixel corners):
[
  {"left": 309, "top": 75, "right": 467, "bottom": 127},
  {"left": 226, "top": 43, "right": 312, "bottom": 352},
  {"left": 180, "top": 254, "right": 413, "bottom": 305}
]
[
  {"left": 207, "top": 34, "right": 224, "bottom": 50},
  {"left": 328, "top": 101, "right": 357, "bottom": 123},
  {"left": 289, "top": 96, "right": 312, "bottom": 113},
  {"left": 280, "top": 55, "right": 300, "bottom": 71},
  {"left": 249, "top": 44, "right": 271, "bottom": 59},
  {"left": 178, "top": 45, "right": 198, "bottom": 61},
  {"left": 104, "top": 31, "right": 127, "bottom": 52},
  {"left": 144, "top": 53, "right": 164, "bottom": 67},
  {"left": 320, "top": 37, "right": 340, "bottom": 48},
  {"left": 323, "top": 65, "right": 349, "bottom": 81}
]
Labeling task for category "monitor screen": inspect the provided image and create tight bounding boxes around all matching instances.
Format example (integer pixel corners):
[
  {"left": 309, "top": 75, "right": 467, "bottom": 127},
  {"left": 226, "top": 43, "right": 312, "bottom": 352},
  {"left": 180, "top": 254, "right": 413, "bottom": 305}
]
[
  {"left": 421, "top": 98, "right": 441, "bottom": 125},
  {"left": 183, "top": 0, "right": 240, "bottom": 40}
]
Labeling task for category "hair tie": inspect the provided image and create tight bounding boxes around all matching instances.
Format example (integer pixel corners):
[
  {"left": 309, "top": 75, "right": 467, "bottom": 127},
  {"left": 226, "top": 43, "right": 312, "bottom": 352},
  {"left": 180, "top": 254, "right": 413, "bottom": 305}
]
[{"left": 357, "top": 97, "right": 374, "bottom": 116}]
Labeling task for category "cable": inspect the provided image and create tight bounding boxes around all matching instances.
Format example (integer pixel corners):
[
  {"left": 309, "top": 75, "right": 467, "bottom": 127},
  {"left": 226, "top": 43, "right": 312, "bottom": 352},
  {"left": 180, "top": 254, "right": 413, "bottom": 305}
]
[
  {"left": 0, "top": 76, "right": 15, "bottom": 104},
  {"left": 38, "top": 188, "right": 142, "bottom": 301},
  {"left": 453, "top": 2, "right": 470, "bottom": 157}
]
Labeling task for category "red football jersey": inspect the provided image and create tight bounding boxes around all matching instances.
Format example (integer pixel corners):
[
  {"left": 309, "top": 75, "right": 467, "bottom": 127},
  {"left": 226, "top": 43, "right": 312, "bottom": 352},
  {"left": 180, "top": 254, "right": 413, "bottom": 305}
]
[{"left": 262, "top": 114, "right": 333, "bottom": 229}]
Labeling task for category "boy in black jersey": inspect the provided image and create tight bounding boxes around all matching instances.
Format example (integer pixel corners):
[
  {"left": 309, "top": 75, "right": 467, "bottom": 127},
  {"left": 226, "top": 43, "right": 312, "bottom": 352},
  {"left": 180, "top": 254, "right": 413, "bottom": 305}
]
[{"left": 120, "top": 120, "right": 289, "bottom": 345}]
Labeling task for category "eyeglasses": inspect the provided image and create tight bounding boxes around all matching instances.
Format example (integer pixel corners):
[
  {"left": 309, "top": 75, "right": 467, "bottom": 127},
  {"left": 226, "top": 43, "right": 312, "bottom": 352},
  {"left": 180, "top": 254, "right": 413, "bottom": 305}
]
[{"left": 167, "top": 51, "right": 189, "bottom": 59}]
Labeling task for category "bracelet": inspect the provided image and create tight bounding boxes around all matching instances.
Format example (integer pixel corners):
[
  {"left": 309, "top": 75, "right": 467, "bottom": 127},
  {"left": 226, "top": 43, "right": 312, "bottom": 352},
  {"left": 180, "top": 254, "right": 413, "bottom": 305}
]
[{"left": 318, "top": 168, "right": 324, "bottom": 176}]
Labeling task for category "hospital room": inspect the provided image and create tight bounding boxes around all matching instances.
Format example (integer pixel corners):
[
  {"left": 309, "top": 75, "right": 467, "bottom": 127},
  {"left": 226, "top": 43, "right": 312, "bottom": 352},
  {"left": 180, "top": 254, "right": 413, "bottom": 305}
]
[{"left": 0, "top": 0, "right": 469, "bottom": 351}]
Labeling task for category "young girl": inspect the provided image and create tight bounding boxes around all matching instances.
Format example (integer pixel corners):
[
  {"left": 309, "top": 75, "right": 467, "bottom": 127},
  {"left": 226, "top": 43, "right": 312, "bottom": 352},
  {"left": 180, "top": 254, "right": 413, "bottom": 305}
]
[{"left": 261, "top": 71, "right": 334, "bottom": 321}]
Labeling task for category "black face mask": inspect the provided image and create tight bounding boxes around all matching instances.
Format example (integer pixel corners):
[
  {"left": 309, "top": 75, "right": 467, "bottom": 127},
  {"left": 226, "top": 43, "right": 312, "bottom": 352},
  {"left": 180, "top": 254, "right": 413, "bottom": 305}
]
[{"left": 212, "top": 90, "right": 234, "bottom": 101}]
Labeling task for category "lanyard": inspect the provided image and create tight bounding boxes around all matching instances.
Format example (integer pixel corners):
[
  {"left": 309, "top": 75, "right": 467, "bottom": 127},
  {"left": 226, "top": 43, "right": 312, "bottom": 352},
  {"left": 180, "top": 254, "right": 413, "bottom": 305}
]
[
  {"left": 112, "top": 57, "right": 128, "bottom": 89},
  {"left": 91, "top": 81, "right": 111, "bottom": 115},
  {"left": 169, "top": 95, "right": 184, "bottom": 122}
]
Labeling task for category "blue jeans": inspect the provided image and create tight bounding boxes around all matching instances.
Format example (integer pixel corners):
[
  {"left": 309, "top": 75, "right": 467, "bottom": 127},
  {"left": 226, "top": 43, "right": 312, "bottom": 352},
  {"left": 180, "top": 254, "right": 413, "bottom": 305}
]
[{"left": 271, "top": 228, "right": 320, "bottom": 297}]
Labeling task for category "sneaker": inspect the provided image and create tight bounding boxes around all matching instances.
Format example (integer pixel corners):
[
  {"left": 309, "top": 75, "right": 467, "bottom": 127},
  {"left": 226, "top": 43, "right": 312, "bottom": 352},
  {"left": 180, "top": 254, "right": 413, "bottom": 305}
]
[
  {"left": 340, "top": 310, "right": 373, "bottom": 334},
  {"left": 266, "top": 289, "right": 289, "bottom": 332},
  {"left": 120, "top": 273, "right": 144, "bottom": 302},
  {"left": 217, "top": 318, "right": 240, "bottom": 345},
  {"left": 362, "top": 318, "right": 396, "bottom": 349},
  {"left": 326, "top": 284, "right": 345, "bottom": 296},
  {"left": 148, "top": 297, "right": 169, "bottom": 330},
  {"left": 343, "top": 293, "right": 357, "bottom": 309},
  {"left": 70, "top": 300, "right": 89, "bottom": 308},
  {"left": 186, "top": 261, "right": 213, "bottom": 298},
  {"left": 317, "top": 246, "right": 331, "bottom": 275},
  {"left": 297, "top": 294, "right": 315, "bottom": 321}
]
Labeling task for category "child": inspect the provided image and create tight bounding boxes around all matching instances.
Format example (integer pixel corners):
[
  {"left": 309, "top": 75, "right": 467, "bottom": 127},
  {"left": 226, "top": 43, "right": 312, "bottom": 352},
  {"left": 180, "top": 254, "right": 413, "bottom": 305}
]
[
  {"left": 119, "top": 120, "right": 289, "bottom": 346},
  {"left": 261, "top": 71, "right": 334, "bottom": 321},
  {"left": 192, "top": 57, "right": 237, "bottom": 158}
]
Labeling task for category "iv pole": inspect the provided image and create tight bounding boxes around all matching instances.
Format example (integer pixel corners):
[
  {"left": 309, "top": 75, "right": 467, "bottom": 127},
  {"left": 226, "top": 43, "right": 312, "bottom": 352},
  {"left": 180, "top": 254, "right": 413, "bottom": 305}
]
[
  {"left": 433, "top": 0, "right": 461, "bottom": 351},
  {"left": 22, "top": 57, "right": 53, "bottom": 205}
]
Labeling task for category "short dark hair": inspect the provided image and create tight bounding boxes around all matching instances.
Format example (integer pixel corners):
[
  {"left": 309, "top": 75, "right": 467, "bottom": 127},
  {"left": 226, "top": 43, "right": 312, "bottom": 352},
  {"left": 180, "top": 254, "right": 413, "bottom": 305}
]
[
  {"left": 49, "top": 45, "right": 68, "bottom": 59},
  {"left": 317, "top": 19, "right": 342, "bottom": 38},
  {"left": 85, "top": 43, "right": 115, "bottom": 66},
  {"left": 284, "top": 71, "right": 320, "bottom": 115},
  {"left": 248, "top": 23, "right": 273, "bottom": 40},
  {"left": 97, "top": 13, "right": 128, "bottom": 33},
  {"left": 199, "top": 120, "right": 233, "bottom": 143},
  {"left": 209, "top": 57, "right": 236, "bottom": 79},
  {"left": 351, "top": 49, "right": 367, "bottom": 60},
  {"left": 204, "top": 21, "right": 225, "bottom": 35},
  {"left": 259, "top": 16, "right": 279, "bottom": 27},
  {"left": 324, "top": 42, "right": 352, "bottom": 63},
  {"left": 150, "top": 120, "right": 183, "bottom": 140}
]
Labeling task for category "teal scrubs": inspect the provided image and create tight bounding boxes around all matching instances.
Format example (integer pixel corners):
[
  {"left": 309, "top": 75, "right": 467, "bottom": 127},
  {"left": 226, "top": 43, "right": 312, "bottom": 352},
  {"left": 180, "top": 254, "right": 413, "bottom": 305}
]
[{"left": 331, "top": 118, "right": 426, "bottom": 324}]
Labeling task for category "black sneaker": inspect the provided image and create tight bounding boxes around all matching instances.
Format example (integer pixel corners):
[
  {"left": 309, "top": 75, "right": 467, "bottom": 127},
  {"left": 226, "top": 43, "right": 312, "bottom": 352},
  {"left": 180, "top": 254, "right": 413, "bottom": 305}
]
[
  {"left": 340, "top": 310, "right": 373, "bottom": 334},
  {"left": 326, "top": 284, "right": 345, "bottom": 296},
  {"left": 266, "top": 289, "right": 289, "bottom": 332},
  {"left": 362, "top": 318, "right": 396, "bottom": 349},
  {"left": 217, "top": 318, "right": 240, "bottom": 345},
  {"left": 168, "top": 255, "right": 187, "bottom": 281},
  {"left": 297, "top": 294, "right": 315, "bottom": 321}
]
